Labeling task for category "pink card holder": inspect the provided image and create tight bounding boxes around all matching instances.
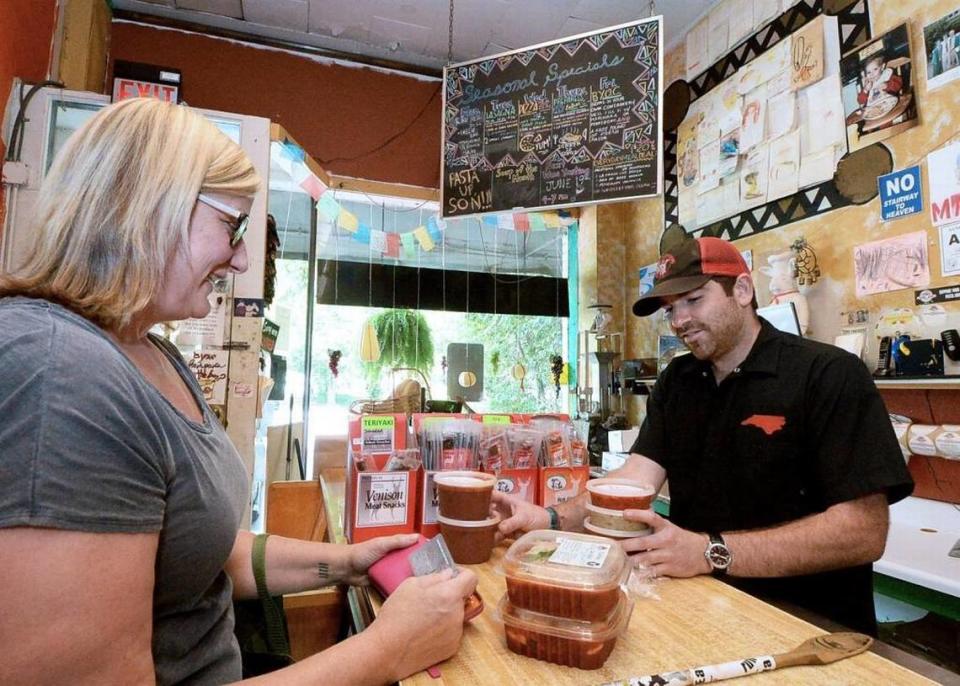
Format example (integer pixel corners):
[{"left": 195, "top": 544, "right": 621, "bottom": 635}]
[{"left": 368, "top": 535, "right": 428, "bottom": 596}]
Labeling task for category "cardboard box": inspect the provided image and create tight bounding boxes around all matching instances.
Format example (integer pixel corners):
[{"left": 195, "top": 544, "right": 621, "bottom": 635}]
[
  {"left": 489, "top": 467, "right": 539, "bottom": 504},
  {"left": 539, "top": 465, "right": 590, "bottom": 508},
  {"left": 345, "top": 452, "right": 417, "bottom": 543},
  {"left": 416, "top": 469, "right": 441, "bottom": 538},
  {"left": 607, "top": 429, "right": 639, "bottom": 453}
]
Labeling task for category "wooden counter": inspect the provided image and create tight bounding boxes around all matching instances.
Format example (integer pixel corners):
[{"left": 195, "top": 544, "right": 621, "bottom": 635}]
[
  {"left": 393, "top": 546, "right": 935, "bottom": 686},
  {"left": 318, "top": 468, "right": 946, "bottom": 685}
]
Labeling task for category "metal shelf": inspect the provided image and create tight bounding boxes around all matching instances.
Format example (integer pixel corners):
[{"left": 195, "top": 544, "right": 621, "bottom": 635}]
[{"left": 874, "top": 377, "right": 960, "bottom": 390}]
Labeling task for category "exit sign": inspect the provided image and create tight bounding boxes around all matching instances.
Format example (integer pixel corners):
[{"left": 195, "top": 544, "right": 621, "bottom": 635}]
[{"left": 112, "top": 60, "right": 181, "bottom": 104}]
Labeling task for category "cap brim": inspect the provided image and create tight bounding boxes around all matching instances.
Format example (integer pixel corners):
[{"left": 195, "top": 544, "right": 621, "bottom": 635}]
[{"left": 632, "top": 275, "right": 712, "bottom": 317}]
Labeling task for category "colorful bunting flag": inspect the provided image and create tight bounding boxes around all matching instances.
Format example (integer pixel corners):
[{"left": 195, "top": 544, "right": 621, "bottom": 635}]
[
  {"left": 299, "top": 173, "right": 326, "bottom": 202},
  {"left": 338, "top": 208, "right": 359, "bottom": 232},
  {"left": 528, "top": 213, "right": 547, "bottom": 231},
  {"left": 413, "top": 226, "right": 435, "bottom": 251},
  {"left": 354, "top": 223, "right": 371, "bottom": 243},
  {"left": 318, "top": 193, "right": 340, "bottom": 221},
  {"left": 543, "top": 212, "right": 561, "bottom": 228},
  {"left": 385, "top": 233, "right": 400, "bottom": 258},
  {"left": 513, "top": 213, "right": 530, "bottom": 232},
  {"left": 369, "top": 229, "right": 387, "bottom": 253},
  {"left": 400, "top": 232, "right": 416, "bottom": 259}
]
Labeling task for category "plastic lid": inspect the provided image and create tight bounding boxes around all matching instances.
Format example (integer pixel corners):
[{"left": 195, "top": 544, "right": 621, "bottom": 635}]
[
  {"left": 434, "top": 471, "right": 496, "bottom": 487},
  {"left": 436, "top": 513, "right": 500, "bottom": 528},
  {"left": 497, "top": 591, "right": 632, "bottom": 641},
  {"left": 501, "top": 529, "right": 629, "bottom": 590},
  {"left": 583, "top": 517, "right": 649, "bottom": 539},
  {"left": 585, "top": 478, "right": 655, "bottom": 497}
]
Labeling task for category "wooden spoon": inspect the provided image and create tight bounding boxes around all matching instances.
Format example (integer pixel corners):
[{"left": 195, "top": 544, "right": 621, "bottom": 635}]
[{"left": 601, "top": 632, "right": 873, "bottom": 686}]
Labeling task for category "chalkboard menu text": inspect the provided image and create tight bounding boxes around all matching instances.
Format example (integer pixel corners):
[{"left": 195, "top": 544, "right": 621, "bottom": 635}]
[{"left": 442, "top": 17, "right": 662, "bottom": 217}]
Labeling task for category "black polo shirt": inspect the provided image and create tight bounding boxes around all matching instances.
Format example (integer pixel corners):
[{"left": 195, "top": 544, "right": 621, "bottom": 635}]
[{"left": 632, "top": 319, "right": 913, "bottom": 635}]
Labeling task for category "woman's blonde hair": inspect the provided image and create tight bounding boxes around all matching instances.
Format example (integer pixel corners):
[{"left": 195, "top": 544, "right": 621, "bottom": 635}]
[{"left": 0, "top": 97, "right": 260, "bottom": 329}]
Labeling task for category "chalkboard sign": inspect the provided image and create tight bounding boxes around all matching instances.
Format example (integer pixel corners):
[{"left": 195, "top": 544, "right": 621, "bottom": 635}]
[{"left": 441, "top": 17, "right": 662, "bottom": 218}]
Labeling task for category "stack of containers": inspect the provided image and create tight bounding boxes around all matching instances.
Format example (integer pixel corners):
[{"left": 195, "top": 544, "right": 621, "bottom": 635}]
[
  {"left": 434, "top": 470, "right": 500, "bottom": 563},
  {"left": 499, "top": 530, "right": 632, "bottom": 669},
  {"left": 584, "top": 478, "right": 656, "bottom": 540}
]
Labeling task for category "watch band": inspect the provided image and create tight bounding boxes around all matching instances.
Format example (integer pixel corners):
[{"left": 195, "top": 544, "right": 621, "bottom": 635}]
[{"left": 545, "top": 506, "right": 560, "bottom": 530}]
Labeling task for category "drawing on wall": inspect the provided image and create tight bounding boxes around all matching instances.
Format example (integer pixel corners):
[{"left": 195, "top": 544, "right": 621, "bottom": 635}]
[
  {"left": 854, "top": 231, "right": 930, "bottom": 297},
  {"left": 791, "top": 16, "right": 825, "bottom": 91},
  {"left": 923, "top": 8, "right": 960, "bottom": 91},
  {"left": 840, "top": 23, "right": 918, "bottom": 153},
  {"left": 675, "top": 14, "right": 846, "bottom": 233},
  {"left": 927, "top": 141, "right": 960, "bottom": 227}
]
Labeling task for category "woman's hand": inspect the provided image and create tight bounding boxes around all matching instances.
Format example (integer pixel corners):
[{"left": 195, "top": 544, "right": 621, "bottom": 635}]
[
  {"left": 342, "top": 533, "right": 421, "bottom": 586},
  {"left": 368, "top": 568, "right": 478, "bottom": 682},
  {"left": 491, "top": 491, "right": 550, "bottom": 541}
]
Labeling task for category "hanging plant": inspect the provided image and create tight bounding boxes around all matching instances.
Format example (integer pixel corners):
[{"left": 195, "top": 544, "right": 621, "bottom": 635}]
[
  {"left": 440, "top": 355, "right": 448, "bottom": 375},
  {"left": 550, "top": 354, "right": 564, "bottom": 399},
  {"left": 363, "top": 309, "right": 435, "bottom": 389},
  {"left": 327, "top": 349, "right": 342, "bottom": 378},
  {"left": 490, "top": 350, "right": 501, "bottom": 376}
]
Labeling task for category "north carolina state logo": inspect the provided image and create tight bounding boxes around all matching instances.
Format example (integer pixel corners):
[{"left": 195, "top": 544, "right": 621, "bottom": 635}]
[
  {"left": 741, "top": 414, "right": 786, "bottom": 436},
  {"left": 655, "top": 254, "right": 676, "bottom": 280}
]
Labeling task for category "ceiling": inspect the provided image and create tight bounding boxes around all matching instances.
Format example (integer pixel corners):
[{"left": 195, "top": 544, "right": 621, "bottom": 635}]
[{"left": 111, "top": 0, "right": 716, "bottom": 75}]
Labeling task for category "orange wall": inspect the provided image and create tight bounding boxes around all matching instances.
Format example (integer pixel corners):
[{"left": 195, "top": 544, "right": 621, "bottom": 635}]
[
  {"left": 0, "top": 0, "right": 57, "bottom": 227},
  {"left": 110, "top": 22, "right": 442, "bottom": 189}
]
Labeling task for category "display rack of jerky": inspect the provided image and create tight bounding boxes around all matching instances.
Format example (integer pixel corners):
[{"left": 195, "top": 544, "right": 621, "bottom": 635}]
[{"left": 421, "top": 419, "right": 481, "bottom": 471}]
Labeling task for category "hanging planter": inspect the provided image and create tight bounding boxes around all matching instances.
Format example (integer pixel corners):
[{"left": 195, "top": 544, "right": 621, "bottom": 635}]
[
  {"left": 328, "top": 349, "right": 342, "bottom": 378},
  {"left": 550, "top": 354, "right": 564, "bottom": 400}
]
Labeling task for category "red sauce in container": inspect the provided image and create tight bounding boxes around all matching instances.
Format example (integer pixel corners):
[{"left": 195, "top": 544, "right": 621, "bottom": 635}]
[
  {"left": 501, "top": 530, "right": 629, "bottom": 622},
  {"left": 586, "top": 478, "right": 654, "bottom": 510},
  {"left": 498, "top": 591, "right": 632, "bottom": 669}
]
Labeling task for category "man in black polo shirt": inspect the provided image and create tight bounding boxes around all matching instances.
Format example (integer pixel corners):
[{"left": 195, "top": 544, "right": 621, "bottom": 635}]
[{"left": 493, "top": 237, "right": 913, "bottom": 636}]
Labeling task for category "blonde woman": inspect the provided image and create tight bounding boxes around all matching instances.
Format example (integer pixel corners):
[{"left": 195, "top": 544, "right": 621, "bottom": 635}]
[{"left": 0, "top": 98, "right": 475, "bottom": 686}]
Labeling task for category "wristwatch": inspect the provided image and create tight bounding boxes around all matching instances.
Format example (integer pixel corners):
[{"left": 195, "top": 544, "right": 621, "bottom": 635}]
[
  {"left": 545, "top": 506, "right": 561, "bottom": 530},
  {"left": 704, "top": 532, "right": 732, "bottom": 576}
]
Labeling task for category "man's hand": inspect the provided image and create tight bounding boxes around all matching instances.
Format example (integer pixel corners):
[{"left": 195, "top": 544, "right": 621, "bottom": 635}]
[
  {"left": 491, "top": 491, "right": 550, "bottom": 541},
  {"left": 618, "top": 508, "right": 711, "bottom": 578},
  {"left": 343, "top": 533, "right": 421, "bottom": 586}
]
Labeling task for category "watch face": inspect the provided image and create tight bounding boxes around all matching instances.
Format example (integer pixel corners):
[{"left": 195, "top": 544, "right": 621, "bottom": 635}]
[{"left": 707, "top": 543, "right": 732, "bottom": 569}]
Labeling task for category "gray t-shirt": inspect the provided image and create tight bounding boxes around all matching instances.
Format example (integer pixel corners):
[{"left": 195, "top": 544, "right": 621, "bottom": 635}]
[{"left": 0, "top": 297, "right": 248, "bottom": 685}]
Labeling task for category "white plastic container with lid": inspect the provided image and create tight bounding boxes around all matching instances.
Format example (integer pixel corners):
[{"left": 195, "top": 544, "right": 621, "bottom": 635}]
[
  {"left": 497, "top": 591, "right": 633, "bottom": 669},
  {"left": 501, "top": 530, "right": 630, "bottom": 622}
]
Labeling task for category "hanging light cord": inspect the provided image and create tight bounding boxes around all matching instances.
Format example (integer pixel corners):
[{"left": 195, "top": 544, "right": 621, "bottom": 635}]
[{"left": 447, "top": 0, "right": 455, "bottom": 64}]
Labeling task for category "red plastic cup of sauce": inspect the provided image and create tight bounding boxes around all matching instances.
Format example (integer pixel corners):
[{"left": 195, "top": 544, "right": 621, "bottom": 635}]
[
  {"left": 585, "top": 478, "right": 654, "bottom": 511},
  {"left": 435, "top": 470, "right": 497, "bottom": 521},
  {"left": 437, "top": 513, "right": 500, "bottom": 564}
]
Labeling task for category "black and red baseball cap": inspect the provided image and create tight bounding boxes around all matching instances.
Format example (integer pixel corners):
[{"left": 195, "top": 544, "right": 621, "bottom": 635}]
[{"left": 632, "top": 237, "right": 750, "bottom": 317}]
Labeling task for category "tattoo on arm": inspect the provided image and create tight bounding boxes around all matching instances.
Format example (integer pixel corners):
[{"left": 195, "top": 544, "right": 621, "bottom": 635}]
[{"left": 317, "top": 562, "right": 329, "bottom": 581}]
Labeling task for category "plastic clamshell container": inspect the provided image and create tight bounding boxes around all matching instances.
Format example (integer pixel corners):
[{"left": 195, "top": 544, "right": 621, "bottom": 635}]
[
  {"left": 586, "top": 478, "right": 655, "bottom": 510},
  {"left": 435, "top": 470, "right": 497, "bottom": 520},
  {"left": 437, "top": 513, "right": 500, "bottom": 564},
  {"left": 498, "top": 591, "right": 633, "bottom": 669},
  {"left": 585, "top": 503, "right": 652, "bottom": 534},
  {"left": 502, "top": 530, "right": 629, "bottom": 621}
]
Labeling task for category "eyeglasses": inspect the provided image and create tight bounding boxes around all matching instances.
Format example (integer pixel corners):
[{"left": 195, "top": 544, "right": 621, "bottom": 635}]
[{"left": 197, "top": 193, "right": 249, "bottom": 247}]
